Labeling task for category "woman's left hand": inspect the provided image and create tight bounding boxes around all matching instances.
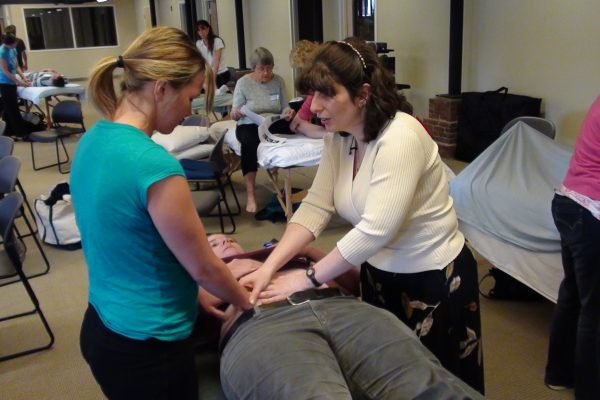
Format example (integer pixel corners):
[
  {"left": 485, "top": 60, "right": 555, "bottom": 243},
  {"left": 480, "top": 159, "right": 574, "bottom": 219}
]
[{"left": 258, "top": 268, "right": 313, "bottom": 304}]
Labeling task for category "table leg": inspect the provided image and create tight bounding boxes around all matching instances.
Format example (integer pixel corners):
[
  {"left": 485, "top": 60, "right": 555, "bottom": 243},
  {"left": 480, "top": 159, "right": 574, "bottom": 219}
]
[
  {"left": 266, "top": 168, "right": 287, "bottom": 213},
  {"left": 44, "top": 98, "right": 52, "bottom": 126},
  {"left": 284, "top": 169, "right": 293, "bottom": 219}
]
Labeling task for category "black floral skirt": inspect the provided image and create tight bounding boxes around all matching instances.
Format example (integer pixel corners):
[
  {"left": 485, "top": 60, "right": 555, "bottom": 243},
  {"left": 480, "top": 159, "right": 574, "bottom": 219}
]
[{"left": 360, "top": 244, "right": 485, "bottom": 395}]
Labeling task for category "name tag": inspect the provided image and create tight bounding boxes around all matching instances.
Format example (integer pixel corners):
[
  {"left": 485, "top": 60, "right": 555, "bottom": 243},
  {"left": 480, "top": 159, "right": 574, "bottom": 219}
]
[{"left": 270, "top": 93, "right": 279, "bottom": 102}]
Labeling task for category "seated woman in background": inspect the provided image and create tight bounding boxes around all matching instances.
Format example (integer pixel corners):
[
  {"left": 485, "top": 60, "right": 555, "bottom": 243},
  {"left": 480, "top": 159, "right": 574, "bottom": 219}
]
[
  {"left": 24, "top": 68, "right": 68, "bottom": 87},
  {"left": 288, "top": 40, "right": 327, "bottom": 139},
  {"left": 230, "top": 47, "right": 293, "bottom": 213}
]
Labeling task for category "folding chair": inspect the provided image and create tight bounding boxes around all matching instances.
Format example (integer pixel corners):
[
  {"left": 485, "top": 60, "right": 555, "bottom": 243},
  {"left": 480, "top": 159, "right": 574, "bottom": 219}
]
[
  {"left": 501, "top": 116, "right": 556, "bottom": 139},
  {"left": 29, "top": 100, "right": 85, "bottom": 174},
  {"left": 0, "top": 156, "right": 50, "bottom": 285},
  {"left": 180, "top": 134, "right": 241, "bottom": 234},
  {"left": 0, "top": 192, "right": 55, "bottom": 362}
]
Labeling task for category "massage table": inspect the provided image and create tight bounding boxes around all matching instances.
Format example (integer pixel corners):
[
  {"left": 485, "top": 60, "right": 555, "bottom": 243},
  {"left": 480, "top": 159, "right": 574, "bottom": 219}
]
[
  {"left": 209, "top": 119, "right": 323, "bottom": 220},
  {"left": 17, "top": 83, "right": 86, "bottom": 125},
  {"left": 449, "top": 122, "right": 571, "bottom": 302},
  {"left": 192, "top": 92, "right": 233, "bottom": 121}
]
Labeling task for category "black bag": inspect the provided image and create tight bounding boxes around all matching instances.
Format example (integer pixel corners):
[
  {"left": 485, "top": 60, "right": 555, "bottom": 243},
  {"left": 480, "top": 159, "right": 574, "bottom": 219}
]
[
  {"left": 21, "top": 110, "right": 47, "bottom": 132},
  {"left": 255, "top": 189, "right": 302, "bottom": 223},
  {"left": 480, "top": 267, "right": 543, "bottom": 301},
  {"left": 456, "top": 87, "right": 541, "bottom": 162}
]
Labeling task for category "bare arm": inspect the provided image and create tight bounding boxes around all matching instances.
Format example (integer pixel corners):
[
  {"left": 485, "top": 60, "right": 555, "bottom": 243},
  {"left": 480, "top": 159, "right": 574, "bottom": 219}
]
[
  {"left": 240, "top": 223, "right": 314, "bottom": 302},
  {"left": 147, "top": 175, "right": 252, "bottom": 310},
  {"left": 290, "top": 117, "right": 327, "bottom": 139},
  {"left": 22, "top": 49, "right": 28, "bottom": 71},
  {"left": 212, "top": 48, "right": 223, "bottom": 77},
  {"left": 0, "top": 59, "right": 28, "bottom": 86}
]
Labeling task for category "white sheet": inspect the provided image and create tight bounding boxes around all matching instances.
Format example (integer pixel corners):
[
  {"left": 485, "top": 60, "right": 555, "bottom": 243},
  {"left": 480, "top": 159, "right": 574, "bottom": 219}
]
[
  {"left": 152, "top": 125, "right": 210, "bottom": 152},
  {"left": 460, "top": 220, "right": 562, "bottom": 303},
  {"left": 212, "top": 120, "right": 323, "bottom": 169},
  {"left": 17, "top": 83, "right": 85, "bottom": 106},
  {"left": 449, "top": 122, "right": 571, "bottom": 252},
  {"left": 171, "top": 144, "right": 214, "bottom": 160}
]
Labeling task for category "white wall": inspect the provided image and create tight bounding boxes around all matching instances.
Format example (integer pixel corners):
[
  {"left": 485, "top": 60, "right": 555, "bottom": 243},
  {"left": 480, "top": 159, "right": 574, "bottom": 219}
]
[
  {"left": 5, "top": 0, "right": 138, "bottom": 80},
  {"left": 466, "top": 0, "right": 600, "bottom": 145},
  {"left": 134, "top": 0, "right": 152, "bottom": 35},
  {"left": 9, "top": 1, "right": 597, "bottom": 146},
  {"left": 377, "top": 0, "right": 450, "bottom": 121},
  {"left": 156, "top": 0, "right": 184, "bottom": 29}
]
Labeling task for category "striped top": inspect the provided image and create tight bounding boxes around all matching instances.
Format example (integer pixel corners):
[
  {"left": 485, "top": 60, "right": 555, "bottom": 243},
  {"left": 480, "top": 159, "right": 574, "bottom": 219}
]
[{"left": 291, "top": 112, "right": 464, "bottom": 273}]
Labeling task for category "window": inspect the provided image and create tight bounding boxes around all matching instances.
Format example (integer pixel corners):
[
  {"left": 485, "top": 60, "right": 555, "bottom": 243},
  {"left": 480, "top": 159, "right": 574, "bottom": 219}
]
[{"left": 24, "top": 5, "right": 117, "bottom": 51}]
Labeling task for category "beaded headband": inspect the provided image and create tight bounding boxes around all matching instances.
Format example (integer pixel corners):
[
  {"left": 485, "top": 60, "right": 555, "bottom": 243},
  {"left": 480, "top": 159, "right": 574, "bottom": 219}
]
[{"left": 337, "top": 40, "right": 367, "bottom": 71}]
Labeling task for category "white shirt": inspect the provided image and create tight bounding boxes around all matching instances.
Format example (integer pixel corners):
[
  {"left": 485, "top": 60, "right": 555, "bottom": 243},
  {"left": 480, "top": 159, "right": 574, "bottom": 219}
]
[
  {"left": 196, "top": 37, "right": 227, "bottom": 75},
  {"left": 291, "top": 112, "right": 464, "bottom": 273}
]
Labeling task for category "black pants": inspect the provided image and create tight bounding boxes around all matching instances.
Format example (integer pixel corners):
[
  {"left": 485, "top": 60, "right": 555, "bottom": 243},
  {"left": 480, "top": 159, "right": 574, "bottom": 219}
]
[
  {"left": 0, "top": 83, "right": 33, "bottom": 138},
  {"left": 361, "top": 244, "right": 485, "bottom": 394},
  {"left": 216, "top": 70, "right": 231, "bottom": 88},
  {"left": 546, "top": 194, "right": 600, "bottom": 399},
  {"left": 80, "top": 304, "right": 198, "bottom": 400},
  {"left": 235, "top": 123, "right": 260, "bottom": 175}
]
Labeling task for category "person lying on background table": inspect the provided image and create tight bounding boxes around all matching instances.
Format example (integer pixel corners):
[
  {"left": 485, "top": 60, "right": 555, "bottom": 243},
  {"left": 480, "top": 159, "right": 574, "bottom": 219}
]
[
  {"left": 240, "top": 37, "right": 485, "bottom": 394},
  {"left": 23, "top": 68, "right": 68, "bottom": 87},
  {"left": 229, "top": 46, "right": 294, "bottom": 213},
  {"left": 198, "top": 234, "right": 484, "bottom": 400}
]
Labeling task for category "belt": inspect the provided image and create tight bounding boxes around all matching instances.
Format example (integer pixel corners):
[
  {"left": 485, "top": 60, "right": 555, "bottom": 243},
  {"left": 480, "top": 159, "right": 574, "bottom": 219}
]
[{"left": 219, "top": 288, "right": 343, "bottom": 353}]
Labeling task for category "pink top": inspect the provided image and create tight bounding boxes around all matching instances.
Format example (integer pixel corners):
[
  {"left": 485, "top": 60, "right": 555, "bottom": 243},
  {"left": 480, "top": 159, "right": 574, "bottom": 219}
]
[
  {"left": 297, "top": 95, "right": 314, "bottom": 121},
  {"left": 563, "top": 95, "right": 600, "bottom": 201}
]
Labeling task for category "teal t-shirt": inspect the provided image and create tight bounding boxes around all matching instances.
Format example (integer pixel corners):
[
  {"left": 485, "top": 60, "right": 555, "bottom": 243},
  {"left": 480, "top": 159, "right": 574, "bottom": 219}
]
[
  {"left": 70, "top": 120, "right": 198, "bottom": 341},
  {"left": 0, "top": 45, "right": 17, "bottom": 85}
]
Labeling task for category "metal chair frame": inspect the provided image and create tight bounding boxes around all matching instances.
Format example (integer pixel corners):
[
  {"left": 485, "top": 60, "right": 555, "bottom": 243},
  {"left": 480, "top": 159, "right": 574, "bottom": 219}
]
[
  {"left": 181, "top": 134, "right": 241, "bottom": 234},
  {"left": 501, "top": 116, "right": 556, "bottom": 139},
  {"left": 29, "top": 100, "right": 85, "bottom": 174},
  {"left": 0, "top": 156, "right": 50, "bottom": 286},
  {"left": 0, "top": 192, "right": 55, "bottom": 362}
]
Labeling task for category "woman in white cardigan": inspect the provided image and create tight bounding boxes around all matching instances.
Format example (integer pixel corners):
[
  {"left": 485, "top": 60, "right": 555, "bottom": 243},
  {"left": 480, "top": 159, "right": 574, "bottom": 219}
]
[{"left": 242, "top": 38, "right": 485, "bottom": 394}]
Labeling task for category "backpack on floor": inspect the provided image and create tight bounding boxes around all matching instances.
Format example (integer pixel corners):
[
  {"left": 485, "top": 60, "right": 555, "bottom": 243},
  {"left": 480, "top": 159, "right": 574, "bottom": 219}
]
[
  {"left": 479, "top": 267, "right": 543, "bottom": 301},
  {"left": 33, "top": 182, "right": 81, "bottom": 250}
]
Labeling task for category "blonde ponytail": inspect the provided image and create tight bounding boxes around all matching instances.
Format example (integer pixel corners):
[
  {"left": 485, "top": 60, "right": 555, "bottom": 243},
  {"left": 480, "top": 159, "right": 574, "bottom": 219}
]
[{"left": 87, "top": 26, "right": 212, "bottom": 119}]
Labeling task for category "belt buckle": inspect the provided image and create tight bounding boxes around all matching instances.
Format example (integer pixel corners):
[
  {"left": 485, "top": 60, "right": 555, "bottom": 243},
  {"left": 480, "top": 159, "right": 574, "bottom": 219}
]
[{"left": 286, "top": 291, "right": 311, "bottom": 306}]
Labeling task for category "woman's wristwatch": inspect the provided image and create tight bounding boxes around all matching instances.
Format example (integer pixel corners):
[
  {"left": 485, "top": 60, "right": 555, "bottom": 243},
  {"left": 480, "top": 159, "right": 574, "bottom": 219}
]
[{"left": 306, "top": 266, "right": 322, "bottom": 287}]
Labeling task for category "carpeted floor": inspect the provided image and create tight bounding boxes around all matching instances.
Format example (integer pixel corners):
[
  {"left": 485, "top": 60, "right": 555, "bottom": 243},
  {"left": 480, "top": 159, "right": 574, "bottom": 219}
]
[{"left": 0, "top": 102, "right": 573, "bottom": 399}]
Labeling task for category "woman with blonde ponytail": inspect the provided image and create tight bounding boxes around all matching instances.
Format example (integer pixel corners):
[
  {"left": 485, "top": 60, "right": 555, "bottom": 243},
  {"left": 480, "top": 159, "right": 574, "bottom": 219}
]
[{"left": 71, "top": 27, "right": 250, "bottom": 400}]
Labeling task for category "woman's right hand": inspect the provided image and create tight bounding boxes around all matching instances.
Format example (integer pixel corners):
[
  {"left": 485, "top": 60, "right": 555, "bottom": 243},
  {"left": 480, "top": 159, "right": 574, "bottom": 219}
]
[{"left": 239, "top": 266, "right": 275, "bottom": 305}]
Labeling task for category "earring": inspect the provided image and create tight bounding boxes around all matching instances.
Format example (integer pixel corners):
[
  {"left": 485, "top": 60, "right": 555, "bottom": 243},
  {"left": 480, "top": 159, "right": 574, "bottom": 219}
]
[{"left": 359, "top": 100, "right": 366, "bottom": 108}]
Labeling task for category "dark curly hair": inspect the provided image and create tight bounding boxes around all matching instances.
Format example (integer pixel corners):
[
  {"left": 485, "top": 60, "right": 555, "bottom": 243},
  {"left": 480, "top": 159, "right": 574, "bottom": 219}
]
[{"left": 296, "top": 37, "right": 412, "bottom": 142}]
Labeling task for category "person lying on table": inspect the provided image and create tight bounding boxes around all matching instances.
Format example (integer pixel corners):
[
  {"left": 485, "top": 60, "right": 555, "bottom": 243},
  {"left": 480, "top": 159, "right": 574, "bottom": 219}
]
[
  {"left": 199, "top": 234, "right": 484, "bottom": 400},
  {"left": 23, "top": 68, "right": 68, "bottom": 87}
]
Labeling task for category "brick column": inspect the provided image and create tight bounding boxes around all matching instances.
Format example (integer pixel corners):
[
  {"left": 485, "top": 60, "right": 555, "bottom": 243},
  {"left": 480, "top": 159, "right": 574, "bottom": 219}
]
[{"left": 422, "top": 96, "right": 461, "bottom": 158}]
